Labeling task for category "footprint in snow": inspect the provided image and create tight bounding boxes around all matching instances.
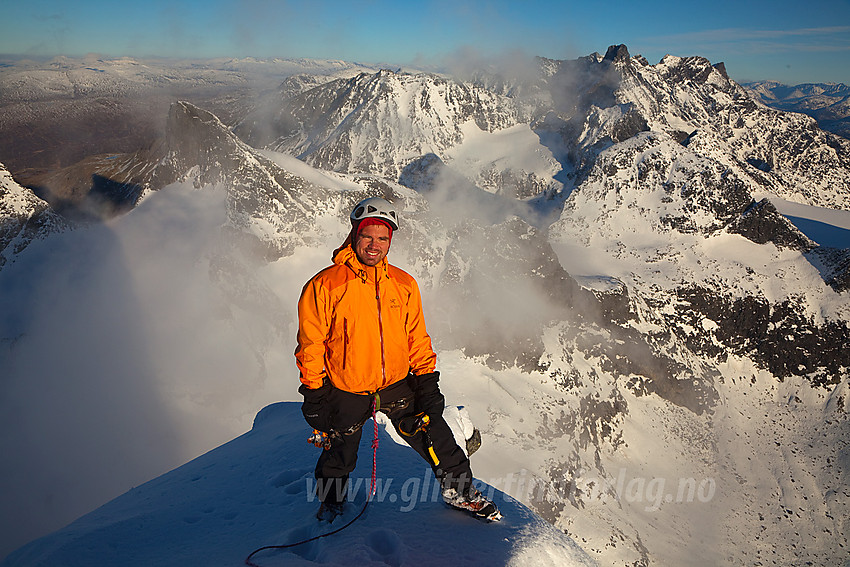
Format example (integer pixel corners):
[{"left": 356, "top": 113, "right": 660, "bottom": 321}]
[
  {"left": 270, "top": 469, "right": 311, "bottom": 494},
  {"left": 365, "top": 528, "right": 404, "bottom": 567},
  {"left": 282, "top": 523, "right": 321, "bottom": 561}
]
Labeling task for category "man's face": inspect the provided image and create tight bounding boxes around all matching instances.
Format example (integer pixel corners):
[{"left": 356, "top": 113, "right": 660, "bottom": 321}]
[{"left": 354, "top": 223, "right": 391, "bottom": 267}]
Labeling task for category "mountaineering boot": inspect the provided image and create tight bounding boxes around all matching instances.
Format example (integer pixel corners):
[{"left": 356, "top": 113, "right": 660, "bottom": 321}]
[
  {"left": 442, "top": 486, "right": 502, "bottom": 522},
  {"left": 315, "top": 501, "right": 345, "bottom": 523}
]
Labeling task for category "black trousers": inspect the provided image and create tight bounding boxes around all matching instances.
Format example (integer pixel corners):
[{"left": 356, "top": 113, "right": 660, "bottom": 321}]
[{"left": 315, "top": 377, "right": 473, "bottom": 504}]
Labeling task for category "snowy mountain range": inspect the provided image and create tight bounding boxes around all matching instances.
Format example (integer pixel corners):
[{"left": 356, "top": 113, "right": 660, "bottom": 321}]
[
  {"left": 1, "top": 45, "right": 849, "bottom": 566},
  {"left": 0, "top": 55, "right": 381, "bottom": 183},
  {"left": 744, "top": 80, "right": 850, "bottom": 139}
]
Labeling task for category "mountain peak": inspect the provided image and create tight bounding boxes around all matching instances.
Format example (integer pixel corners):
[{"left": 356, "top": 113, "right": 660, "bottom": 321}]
[
  {"left": 603, "top": 44, "right": 631, "bottom": 64},
  {"left": 156, "top": 100, "right": 251, "bottom": 188},
  {"left": 0, "top": 162, "right": 67, "bottom": 268},
  {"left": 166, "top": 100, "right": 233, "bottom": 151},
  {"left": 712, "top": 61, "right": 729, "bottom": 80}
]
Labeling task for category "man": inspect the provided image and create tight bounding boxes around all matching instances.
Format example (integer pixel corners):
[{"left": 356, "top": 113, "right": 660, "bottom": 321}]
[{"left": 295, "top": 196, "right": 499, "bottom": 521}]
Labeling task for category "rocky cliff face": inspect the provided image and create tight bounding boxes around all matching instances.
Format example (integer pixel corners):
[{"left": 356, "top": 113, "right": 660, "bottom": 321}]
[
  {"left": 0, "top": 162, "right": 67, "bottom": 267},
  {"left": 236, "top": 70, "right": 524, "bottom": 173},
  {"left": 156, "top": 100, "right": 396, "bottom": 260},
  {"left": 545, "top": 45, "right": 850, "bottom": 211},
  {"left": 546, "top": 48, "right": 850, "bottom": 388}
]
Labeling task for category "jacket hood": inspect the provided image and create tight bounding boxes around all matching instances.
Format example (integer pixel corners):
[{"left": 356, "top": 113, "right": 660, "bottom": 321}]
[
  {"left": 332, "top": 243, "right": 389, "bottom": 282},
  {"left": 331, "top": 228, "right": 355, "bottom": 260}
]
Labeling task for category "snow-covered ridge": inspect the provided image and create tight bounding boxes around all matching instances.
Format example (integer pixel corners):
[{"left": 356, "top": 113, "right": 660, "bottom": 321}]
[
  {"left": 234, "top": 68, "right": 551, "bottom": 195},
  {"left": 0, "top": 162, "right": 67, "bottom": 268},
  {"left": 578, "top": 46, "right": 850, "bottom": 211},
  {"left": 0, "top": 403, "right": 595, "bottom": 567}
]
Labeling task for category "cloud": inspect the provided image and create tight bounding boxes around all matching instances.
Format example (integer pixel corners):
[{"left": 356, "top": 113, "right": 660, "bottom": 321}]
[{"left": 0, "top": 182, "right": 307, "bottom": 557}]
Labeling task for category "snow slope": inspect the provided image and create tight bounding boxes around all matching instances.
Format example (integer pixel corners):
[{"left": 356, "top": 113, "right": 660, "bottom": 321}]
[
  {"left": 763, "top": 195, "right": 850, "bottom": 249},
  {"left": 1, "top": 403, "right": 595, "bottom": 567}
]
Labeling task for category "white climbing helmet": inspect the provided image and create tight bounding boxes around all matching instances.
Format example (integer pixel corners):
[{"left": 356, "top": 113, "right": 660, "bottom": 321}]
[{"left": 350, "top": 197, "right": 399, "bottom": 230}]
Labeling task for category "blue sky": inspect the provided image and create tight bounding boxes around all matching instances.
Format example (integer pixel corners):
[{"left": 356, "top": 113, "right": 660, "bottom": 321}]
[{"left": 1, "top": 0, "right": 848, "bottom": 84}]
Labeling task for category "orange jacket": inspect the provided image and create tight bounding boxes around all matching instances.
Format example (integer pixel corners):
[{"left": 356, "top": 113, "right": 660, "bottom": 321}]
[{"left": 295, "top": 244, "right": 437, "bottom": 393}]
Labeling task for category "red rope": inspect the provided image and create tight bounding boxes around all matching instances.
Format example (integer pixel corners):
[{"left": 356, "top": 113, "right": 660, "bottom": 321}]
[{"left": 370, "top": 395, "right": 379, "bottom": 500}]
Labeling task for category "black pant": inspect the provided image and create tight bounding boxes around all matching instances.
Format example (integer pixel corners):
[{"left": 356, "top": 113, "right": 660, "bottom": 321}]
[{"left": 315, "top": 377, "right": 473, "bottom": 504}]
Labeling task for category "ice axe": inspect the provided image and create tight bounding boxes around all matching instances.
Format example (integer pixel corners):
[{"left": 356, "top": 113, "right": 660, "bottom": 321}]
[{"left": 399, "top": 412, "right": 440, "bottom": 466}]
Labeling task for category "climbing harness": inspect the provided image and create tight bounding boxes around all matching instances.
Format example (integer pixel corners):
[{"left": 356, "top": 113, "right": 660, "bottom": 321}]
[{"left": 334, "top": 395, "right": 409, "bottom": 437}]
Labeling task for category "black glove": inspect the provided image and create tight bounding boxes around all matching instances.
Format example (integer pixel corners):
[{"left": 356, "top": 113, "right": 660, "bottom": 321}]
[
  {"left": 299, "top": 382, "right": 332, "bottom": 433},
  {"left": 410, "top": 371, "right": 445, "bottom": 417}
]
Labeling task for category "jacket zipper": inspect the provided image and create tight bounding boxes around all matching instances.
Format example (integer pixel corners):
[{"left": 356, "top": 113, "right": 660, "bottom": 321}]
[
  {"left": 375, "top": 267, "right": 387, "bottom": 388},
  {"left": 342, "top": 319, "right": 348, "bottom": 369}
]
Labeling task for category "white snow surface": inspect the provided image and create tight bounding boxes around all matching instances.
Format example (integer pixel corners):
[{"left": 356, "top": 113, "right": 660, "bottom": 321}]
[
  {"left": 759, "top": 194, "right": 850, "bottom": 248},
  {"left": 444, "top": 121, "right": 561, "bottom": 196},
  {"left": 1, "top": 403, "right": 595, "bottom": 567},
  {"left": 0, "top": 162, "right": 67, "bottom": 267},
  {"left": 0, "top": 164, "right": 34, "bottom": 216}
]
